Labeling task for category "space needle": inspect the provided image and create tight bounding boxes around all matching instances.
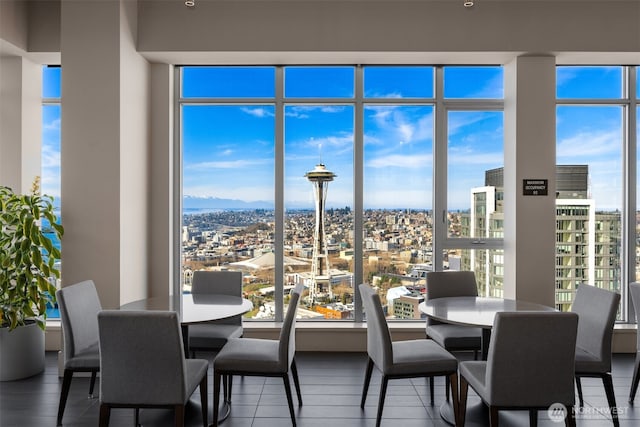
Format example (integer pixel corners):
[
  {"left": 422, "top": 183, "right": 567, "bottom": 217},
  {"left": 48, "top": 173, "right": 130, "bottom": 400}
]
[{"left": 305, "top": 163, "right": 336, "bottom": 305}]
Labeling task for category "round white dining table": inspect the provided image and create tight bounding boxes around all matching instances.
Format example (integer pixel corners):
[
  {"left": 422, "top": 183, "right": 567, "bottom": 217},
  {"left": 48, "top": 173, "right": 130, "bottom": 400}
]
[
  {"left": 121, "top": 293, "right": 253, "bottom": 355},
  {"left": 419, "top": 296, "right": 556, "bottom": 360}
]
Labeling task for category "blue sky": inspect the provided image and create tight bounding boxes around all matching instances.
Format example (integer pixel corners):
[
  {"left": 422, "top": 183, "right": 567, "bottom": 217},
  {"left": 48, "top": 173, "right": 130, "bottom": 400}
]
[{"left": 42, "top": 65, "right": 632, "bottom": 212}]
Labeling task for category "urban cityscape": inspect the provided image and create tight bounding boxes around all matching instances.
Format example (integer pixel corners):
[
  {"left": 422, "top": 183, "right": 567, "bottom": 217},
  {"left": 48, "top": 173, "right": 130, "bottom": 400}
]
[{"left": 181, "top": 163, "right": 624, "bottom": 320}]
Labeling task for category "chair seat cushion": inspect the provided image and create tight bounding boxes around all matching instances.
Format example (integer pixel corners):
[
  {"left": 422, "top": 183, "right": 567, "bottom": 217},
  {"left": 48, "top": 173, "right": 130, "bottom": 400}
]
[
  {"left": 65, "top": 343, "right": 100, "bottom": 370},
  {"left": 386, "top": 339, "right": 457, "bottom": 376},
  {"left": 188, "top": 324, "right": 243, "bottom": 350},
  {"left": 184, "top": 359, "right": 209, "bottom": 401},
  {"left": 575, "top": 346, "right": 609, "bottom": 374},
  {"left": 426, "top": 324, "right": 482, "bottom": 351},
  {"left": 214, "top": 338, "right": 284, "bottom": 374}
]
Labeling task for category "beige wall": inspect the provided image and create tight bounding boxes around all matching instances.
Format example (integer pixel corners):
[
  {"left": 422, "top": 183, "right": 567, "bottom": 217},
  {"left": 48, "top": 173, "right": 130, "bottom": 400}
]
[
  {"left": 0, "top": 0, "right": 29, "bottom": 51},
  {"left": 137, "top": 0, "right": 640, "bottom": 64},
  {"left": 119, "top": 0, "right": 150, "bottom": 304},
  {"left": 149, "top": 63, "right": 174, "bottom": 298},
  {"left": 0, "top": 56, "right": 41, "bottom": 194}
]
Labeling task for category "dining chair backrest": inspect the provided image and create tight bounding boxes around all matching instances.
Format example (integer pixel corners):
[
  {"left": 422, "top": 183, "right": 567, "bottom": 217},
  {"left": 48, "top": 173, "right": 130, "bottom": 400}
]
[
  {"left": 359, "top": 283, "right": 393, "bottom": 372},
  {"left": 425, "top": 271, "right": 477, "bottom": 327},
  {"left": 191, "top": 270, "right": 243, "bottom": 326},
  {"left": 426, "top": 271, "right": 478, "bottom": 300},
  {"left": 279, "top": 283, "right": 304, "bottom": 370},
  {"left": 485, "top": 311, "right": 579, "bottom": 407},
  {"left": 56, "top": 280, "right": 102, "bottom": 364},
  {"left": 630, "top": 282, "right": 640, "bottom": 348},
  {"left": 98, "top": 310, "right": 187, "bottom": 405},
  {"left": 571, "top": 284, "right": 620, "bottom": 369}
]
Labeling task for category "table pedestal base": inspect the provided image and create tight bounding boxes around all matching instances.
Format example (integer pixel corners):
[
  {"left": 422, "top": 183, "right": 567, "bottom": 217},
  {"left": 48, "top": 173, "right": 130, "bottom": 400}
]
[
  {"left": 439, "top": 396, "right": 487, "bottom": 426},
  {"left": 210, "top": 401, "right": 231, "bottom": 426}
]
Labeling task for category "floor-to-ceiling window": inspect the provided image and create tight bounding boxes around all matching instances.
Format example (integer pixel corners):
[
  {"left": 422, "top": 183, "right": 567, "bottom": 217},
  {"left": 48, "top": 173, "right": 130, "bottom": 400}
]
[
  {"left": 441, "top": 67, "right": 505, "bottom": 299},
  {"left": 178, "top": 65, "right": 506, "bottom": 322},
  {"left": 180, "top": 66, "right": 276, "bottom": 318},
  {"left": 42, "top": 65, "right": 61, "bottom": 318},
  {"left": 556, "top": 66, "right": 626, "bottom": 318}
]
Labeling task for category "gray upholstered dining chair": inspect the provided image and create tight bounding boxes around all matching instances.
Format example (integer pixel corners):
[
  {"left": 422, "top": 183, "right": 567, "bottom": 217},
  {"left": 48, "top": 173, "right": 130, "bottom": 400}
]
[
  {"left": 97, "top": 310, "right": 208, "bottom": 427},
  {"left": 188, "top": 270, "right": 243, "bottom": 357},
  {"left": 212, "top": 282, "right": 304, "bottom": 427},
  {"left": 571, "top": 284, "right": 621, "bottom": 427},
  {"left": 425, "top": 270, "right": 482, "bottom": 404},
  {"left": 55, "top": 280, "right": 102, "bottom": 426},
  {"left": 629, "top": 282, "right": 640, "bottom": 403},
  {"left": 459, "top": 311, "right": 579, "bottom": 427},
  {"left": 359, "top": 283, "right": 460, "bottom": 427}
]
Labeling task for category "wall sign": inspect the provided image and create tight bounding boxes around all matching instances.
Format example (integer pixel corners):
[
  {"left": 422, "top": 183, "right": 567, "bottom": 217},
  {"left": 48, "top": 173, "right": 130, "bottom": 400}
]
[{"left": 523, "top": 179, "right": 548, "bottom": 196}]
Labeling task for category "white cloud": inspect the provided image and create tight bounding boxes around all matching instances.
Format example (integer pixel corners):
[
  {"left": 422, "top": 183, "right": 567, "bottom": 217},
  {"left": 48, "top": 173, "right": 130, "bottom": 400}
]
[
  {"left": 557, "top": 129, "right": 620, "bottom": 160},
  {"left": 367, "top": 153, "right": 432, "bottom": 169},
  {"left": 42, "top": 144, "right": 61, "bottom": 168},
  {"left": 186, "top": 158, "right": 271, "bottom": 170},
  {"left": 43, "top": 118, "right": 60, "bottom": 131},
  {"left": 241, "top": 107, "right": 274, "bottom": 118},
  {"left": 449, "top": 150, "right": 502, "bottom": 166}
]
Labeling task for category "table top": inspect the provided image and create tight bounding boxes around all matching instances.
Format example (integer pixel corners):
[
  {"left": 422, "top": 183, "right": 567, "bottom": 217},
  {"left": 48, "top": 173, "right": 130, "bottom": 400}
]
[
  {"left": 419, "top": 296, "right": 556, "bottom": 329},
  {"left": 120, "top": 294, "right": 253, "bottom": 325}
]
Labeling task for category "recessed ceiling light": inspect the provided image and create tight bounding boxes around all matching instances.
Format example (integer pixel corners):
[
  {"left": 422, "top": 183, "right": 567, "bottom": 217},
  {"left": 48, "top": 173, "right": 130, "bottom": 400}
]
[
  {"left": 464, "top": 1, "right": 474, "bottom": 7},
  {"left": 185, "top": 0, "right": 195, "bottom": 7}
]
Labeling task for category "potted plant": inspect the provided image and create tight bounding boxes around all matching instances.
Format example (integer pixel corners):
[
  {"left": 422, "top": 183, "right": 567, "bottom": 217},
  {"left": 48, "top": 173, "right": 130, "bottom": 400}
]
[{"left": 0, "top": 177, "right": 63, "bottom": 381}]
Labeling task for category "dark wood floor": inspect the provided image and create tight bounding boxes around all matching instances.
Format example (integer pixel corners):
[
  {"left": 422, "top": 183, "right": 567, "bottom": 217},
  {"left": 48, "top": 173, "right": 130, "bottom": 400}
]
[{"left": 1, "top": 351, "right": 639, "bottom": 426}]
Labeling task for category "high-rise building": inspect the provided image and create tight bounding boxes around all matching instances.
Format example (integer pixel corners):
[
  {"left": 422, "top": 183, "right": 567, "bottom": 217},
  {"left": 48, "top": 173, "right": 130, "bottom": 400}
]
[
  {"left": 305, "top": 163, "right": 337, "bottom": 305},
  {"left": 463, "top": 165, "right": 621, "bottom": 311}
]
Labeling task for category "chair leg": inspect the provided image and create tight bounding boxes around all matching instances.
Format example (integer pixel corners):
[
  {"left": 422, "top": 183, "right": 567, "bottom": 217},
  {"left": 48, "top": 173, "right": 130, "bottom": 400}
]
[
  {"left": 375, "top": 376, "right": 389, "bottom": 427},
  {"left": 361, "top": 357, "right": 374, "bottom": 409},
  {"left": 57, "top": 369, "right": 74, "bottom": 425},
  {"left": 89, "top": 371, "right": 98, "bottom": 398},
  {"left": 629, "top": 352, "right": 640, "bottom": 403},
  {"left": 291, "top": 358, "right": 303, "bottom": 406},
  {"left": 575, "top": 376, "right": 584, "bottom": 407},
  {"left": 282, "top": 373, "right": 297, "bottom": 426},
  {"left": 227, "top": 375, "right": 234, "bottom": 403},
  {"left": 429, "top": 377, "right": 435, "bottom": 406},
  {"left": 459, "top": 375, "right": 469, "bottom": 427},
  {"left": 565, "top": 404, "right": 576, "bottom": 427},
  {"left": 489, "top": 406, "right": 499, "bottom": 427},
  {"left": 602, "top": 373, "right": 619, "bottom": 427},
  {"left": 213, "top": 372, "right": 221, "bottom": 427},
  {"left": 449, "top": 373, "right": 461, "bottom": 427},
  {"left": 134, "top": 408, "right": 140, "bottom": 426},
  {"left": 200, "top": 372, "right": 208, "bottom": 427},
  {"left": 445, "top": 375, "right": 450, "bottom": 402},
  {"left": 529, "top": 409, "right": 537, "bottom": 426},
  {"left": 99, "top": 403, "right": 111, "bottom": 427},
  {"left": 174, "top": 404, "right": 185, "bottom": 427}
]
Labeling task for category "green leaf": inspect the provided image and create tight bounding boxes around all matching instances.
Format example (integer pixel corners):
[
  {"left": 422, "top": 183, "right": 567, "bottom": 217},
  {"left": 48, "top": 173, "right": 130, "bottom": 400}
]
[{"left": 42, "top": 236, "right": 53, "bottom": 254}]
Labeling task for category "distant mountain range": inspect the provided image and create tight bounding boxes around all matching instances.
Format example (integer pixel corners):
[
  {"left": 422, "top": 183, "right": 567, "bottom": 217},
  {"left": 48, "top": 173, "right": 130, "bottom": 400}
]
[{"left": 183, "top": 195, "right": 274, "bottom": 210}]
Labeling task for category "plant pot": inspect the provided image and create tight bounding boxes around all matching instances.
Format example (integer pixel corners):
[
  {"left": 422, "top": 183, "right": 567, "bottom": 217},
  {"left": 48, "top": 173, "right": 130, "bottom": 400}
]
[{"left": 0, "top": 320, "right": 45, "bottom": 381}]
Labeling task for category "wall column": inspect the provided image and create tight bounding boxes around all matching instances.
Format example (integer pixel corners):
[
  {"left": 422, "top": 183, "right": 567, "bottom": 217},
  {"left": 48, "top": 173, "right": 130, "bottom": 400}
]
[
  {"left": 503, "top": 56, "right": 557, "bottom": 307},
  {"left": 149, "top": 63, "right": 174, "bottom": 298},
  {"left": 0, "top": 56, "right": 41, "bottom": 194},
  {"left": 60, "top": 0, "right": 149, "bottom": 308}
]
